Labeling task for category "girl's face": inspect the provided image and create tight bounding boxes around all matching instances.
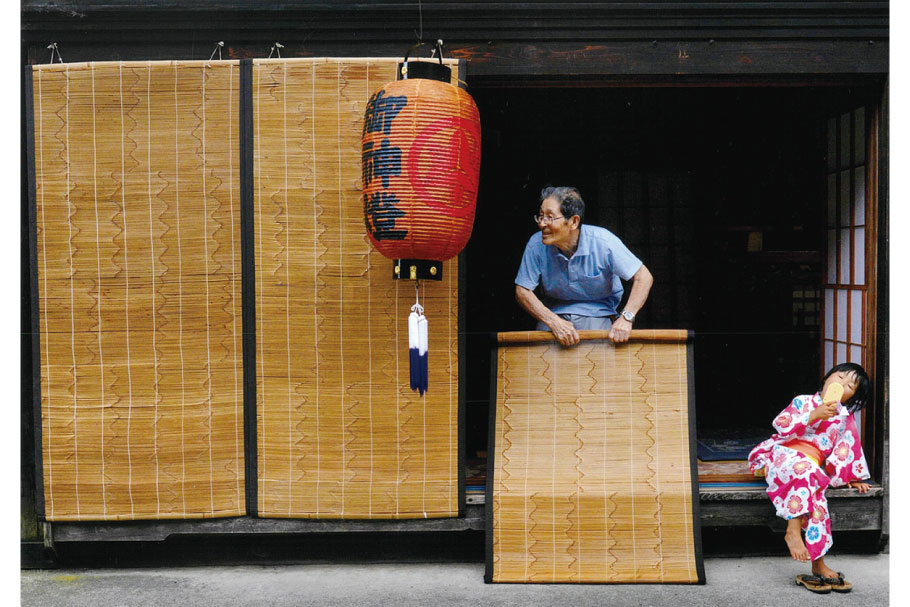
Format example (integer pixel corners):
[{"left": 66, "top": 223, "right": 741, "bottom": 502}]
[{"left": 822, "top": 370, "right": 859, "bottom": 403}]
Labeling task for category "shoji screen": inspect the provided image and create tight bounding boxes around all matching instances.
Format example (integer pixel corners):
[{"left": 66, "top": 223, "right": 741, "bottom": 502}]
[
  {"left": 823, "top": 108, "right": 873, "bottom": 372},
  {"left": 28, "top": 61, "right": 245, "bottom": 521}
]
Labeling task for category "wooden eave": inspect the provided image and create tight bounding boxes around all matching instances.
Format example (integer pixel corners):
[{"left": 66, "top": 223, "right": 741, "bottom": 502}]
[{"left": 22, "top": 1, "right": 888, "bottom": 75}]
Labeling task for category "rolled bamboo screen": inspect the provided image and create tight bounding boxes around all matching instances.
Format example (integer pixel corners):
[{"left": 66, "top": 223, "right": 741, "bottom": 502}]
[
  {"left": 30, "top": 61, "right": 245, "bottom": 521},
  {"left": 488, "top": 331, "right": 703, "bottom": 583},
  {"left": 253, "top": 58, "right": 460, "bottom": 519}
]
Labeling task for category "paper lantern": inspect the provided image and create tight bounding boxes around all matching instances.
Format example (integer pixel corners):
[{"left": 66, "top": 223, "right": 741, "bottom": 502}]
[
  {"left": 361, "top": 56, "right": 481, "bottom": 275},
  {"left": 361, "top": 49, "right": 481, "bottom": 396}
]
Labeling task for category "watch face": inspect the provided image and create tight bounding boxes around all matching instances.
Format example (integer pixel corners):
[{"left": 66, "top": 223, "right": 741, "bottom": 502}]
[{"left": 622, "top": 311, "right": 635, "bottom": 321}]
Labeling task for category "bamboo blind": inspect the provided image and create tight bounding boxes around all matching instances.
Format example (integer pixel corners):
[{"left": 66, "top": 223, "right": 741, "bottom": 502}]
[
  {"left": 253, "top": 58, "right": 460, "bottom": 519},
  {"left": 30, "top": 61, "right": 245, "bottom": 521},
  {"left": 489, "top": 331, "right": 702, "bottom": 583}
]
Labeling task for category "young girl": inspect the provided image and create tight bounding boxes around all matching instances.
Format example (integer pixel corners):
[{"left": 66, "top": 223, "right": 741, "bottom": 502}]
[{"left": 748, "top": 362, "right": 872, "bottom": 594}]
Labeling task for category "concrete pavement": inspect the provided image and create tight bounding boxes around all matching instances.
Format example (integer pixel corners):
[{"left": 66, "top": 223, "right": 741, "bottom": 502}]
[{"left": 22, "top": 554, "right": 888, "bottom": 607}]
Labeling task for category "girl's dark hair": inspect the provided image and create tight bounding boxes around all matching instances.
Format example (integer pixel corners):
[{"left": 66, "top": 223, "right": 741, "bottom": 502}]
[
  {"left": 540, "top": 186, "right": 585, "bottom": 224},
  {"left": 821, "top": 362, "right": 871, "bottom": 412}
]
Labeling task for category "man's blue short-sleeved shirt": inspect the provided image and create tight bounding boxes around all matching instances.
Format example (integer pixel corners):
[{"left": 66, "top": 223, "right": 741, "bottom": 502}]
[{"left": 514, "top": 224, "right": 642, "bottom": 317}]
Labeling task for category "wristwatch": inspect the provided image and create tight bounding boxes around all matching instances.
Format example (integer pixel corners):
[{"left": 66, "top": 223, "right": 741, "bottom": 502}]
[{"left": 620, "top": 310, "right": 636, "bottom": 323}]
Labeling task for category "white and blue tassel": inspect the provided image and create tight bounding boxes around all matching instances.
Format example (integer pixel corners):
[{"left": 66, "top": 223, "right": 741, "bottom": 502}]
[{"left": 408, "top": 287, "right": 428, "bottom": 396}]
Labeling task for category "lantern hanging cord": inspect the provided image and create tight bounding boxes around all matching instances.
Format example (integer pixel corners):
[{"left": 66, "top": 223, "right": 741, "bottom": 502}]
[
  {"left": 412, "top": 280, "right": 424, "bottom": 315},
  {"left": 414, "top": 0, "right": 423, "bottom": 43},
  {"left": 209, "top": 41, "right": 224, "bottom": 61},
  {"left": 269, "top": 42, "right": 284, "bottom": 58},
  {"left": 47, "top": 42, "right": 63, "bottom": 64}
]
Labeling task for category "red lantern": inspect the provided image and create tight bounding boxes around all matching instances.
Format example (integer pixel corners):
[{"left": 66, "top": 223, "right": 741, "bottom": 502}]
[
  {"left": 361, "top": 53, "right": 481, "bottom": 273},
  {"left": 361, "top": 45, "right": 481, "bottom": 396}
]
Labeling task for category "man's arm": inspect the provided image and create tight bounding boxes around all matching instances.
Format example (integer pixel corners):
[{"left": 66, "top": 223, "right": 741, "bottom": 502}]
[
  {"left": 608, "top": 264, "right": 654, "bottom": 343},
  {"left": 515, "top": 285, "right": 580, "bottom": 346}
]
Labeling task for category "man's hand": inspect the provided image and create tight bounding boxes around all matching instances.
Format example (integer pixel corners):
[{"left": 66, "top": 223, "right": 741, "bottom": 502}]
[
  {"left": 608, "top": 264, "right": 651, "bottom": 344},
  {"left": 515, "top": 285, "right": 581, "bottom": 347},
  {"left": 809, "top": 401, "right": 838, "bottom": 423},
  {"left": 608, "top": 317, "right": 633, "bottom": 343},
  {"left": 549, "top": 316, "right": 580, "bottom": 347}
]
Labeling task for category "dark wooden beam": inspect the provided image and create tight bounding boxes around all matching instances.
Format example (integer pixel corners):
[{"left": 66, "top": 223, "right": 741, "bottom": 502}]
[
  {"left": 21, "top": 1, "right": 888, "bottom": 75},
  {"left": 21, "top": 40, "right": 888, "bottom": 77},
  {"left": 46, "top": 487, "right": 884, "bottom": 542},
  {"left": 21, "top": 3, "right": 889, "bottom": 44}
]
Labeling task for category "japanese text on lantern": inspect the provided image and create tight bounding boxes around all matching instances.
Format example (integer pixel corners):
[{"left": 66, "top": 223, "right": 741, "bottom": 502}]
[{"left": 363, "top": 90, "right": 408, "bottom": 241}]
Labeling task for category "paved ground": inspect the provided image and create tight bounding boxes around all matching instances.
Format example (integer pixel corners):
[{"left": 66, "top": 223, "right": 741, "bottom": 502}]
[{"left": 21, "top": 554, "right": 888, "bottom": 607}]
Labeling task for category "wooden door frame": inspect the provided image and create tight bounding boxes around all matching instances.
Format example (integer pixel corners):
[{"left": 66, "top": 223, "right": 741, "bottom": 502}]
[
  {"left": 468, "top": 75, "right": 887, "bottom": 478},
  {"left": 816, "top": 84, "right": 885, "bottom": 479}
]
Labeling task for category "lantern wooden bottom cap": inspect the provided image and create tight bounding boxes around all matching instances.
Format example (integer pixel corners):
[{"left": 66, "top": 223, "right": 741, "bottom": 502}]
[{"left": 393, "top": 259, "right": 443, "bottom": 281}]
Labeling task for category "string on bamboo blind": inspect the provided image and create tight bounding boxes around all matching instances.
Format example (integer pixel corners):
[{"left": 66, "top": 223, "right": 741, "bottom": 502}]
[
  {"left": 252, "top": 58, "right": 460, "bottom": 519},
  {"left": 30, "top": 61, "right": 245, "bottom": 521},
  {"left": 488, "top": 332, "right": 704, "bottom": 583}
]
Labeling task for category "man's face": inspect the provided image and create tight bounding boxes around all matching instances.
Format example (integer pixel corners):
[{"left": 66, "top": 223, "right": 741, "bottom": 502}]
[{"left": 538, "top": 196, "right": 576, "bottom": 247}]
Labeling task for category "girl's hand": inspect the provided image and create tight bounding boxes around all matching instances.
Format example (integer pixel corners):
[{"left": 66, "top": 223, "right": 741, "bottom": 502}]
[
  {"left": 809, "top": 401, "right": 838, "bottom": 423},
  {"left": 849, "top": 481, "right": 871, "bottom": 494}
]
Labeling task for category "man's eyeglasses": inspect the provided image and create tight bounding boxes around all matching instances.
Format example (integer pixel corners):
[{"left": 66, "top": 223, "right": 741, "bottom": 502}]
[{"left": 534, "top": 214, "right": 566, "bottom": 226}]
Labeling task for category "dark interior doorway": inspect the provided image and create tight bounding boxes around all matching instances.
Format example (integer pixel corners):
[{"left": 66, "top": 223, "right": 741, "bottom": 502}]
[{"left": 462, "top": 85, "right": 864, "bottom": 461}]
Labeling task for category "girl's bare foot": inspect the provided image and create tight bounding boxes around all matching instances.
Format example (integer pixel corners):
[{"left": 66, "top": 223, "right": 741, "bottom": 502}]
[
  {"left": 811, "top": 557, "right": 838, "bottom": 579},
  {"left": 785, "top": 518, "right": 810, "bottom": 561},
  {"left": 785, "top": 529, "right": 811, "bottom": 561}
]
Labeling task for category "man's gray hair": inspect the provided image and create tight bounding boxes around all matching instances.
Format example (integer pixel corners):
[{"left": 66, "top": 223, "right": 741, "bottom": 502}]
[{"left": 540, "top": 186, "right": 585, "bottom": 224}]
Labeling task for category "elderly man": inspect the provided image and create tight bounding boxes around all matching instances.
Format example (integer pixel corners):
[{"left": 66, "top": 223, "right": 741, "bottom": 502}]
[{"left": 515, "top": 186, "right": 653, "bottom": 346}]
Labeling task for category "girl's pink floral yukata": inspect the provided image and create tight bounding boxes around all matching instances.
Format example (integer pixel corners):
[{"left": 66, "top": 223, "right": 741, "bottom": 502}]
[{"left": 748, "top": 393, "right": 870, "bottom": 561}]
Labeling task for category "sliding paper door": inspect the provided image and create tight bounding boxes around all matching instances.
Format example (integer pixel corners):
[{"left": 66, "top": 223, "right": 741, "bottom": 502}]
[
  {"left": 822, "top": 104, "right": 879, "bottom": 457},
  {"left": 823, "top": 106, "right": 875, "bottom": 373}
]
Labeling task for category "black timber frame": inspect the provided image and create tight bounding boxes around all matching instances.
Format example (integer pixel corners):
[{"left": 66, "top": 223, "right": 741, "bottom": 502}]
[
  {"left": 21, "top": 0, "right": 888, "bottom": 550},
  {"left": 239, "top": 59, "right": 258, "bottom": 517}
]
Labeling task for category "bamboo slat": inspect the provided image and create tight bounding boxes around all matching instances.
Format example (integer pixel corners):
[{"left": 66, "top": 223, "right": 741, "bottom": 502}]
[
  {"left": 253, "top": 58, "right": 460, "bottom": 519},
  {"left": 497, "top": 330, "right": 690, "bottom": 344},
  {"left": 31, "top": 61, "right": 245, "bottom": 521},
  {"left": 489, "top": 335, "right": 702, "bottom": 583}
]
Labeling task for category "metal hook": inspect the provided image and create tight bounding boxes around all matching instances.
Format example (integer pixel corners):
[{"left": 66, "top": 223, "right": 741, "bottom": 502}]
[
  {"left": 209, "top": 41, "right": 224, "bottom": 61},
  {"left": 47, "top": 42, "right": 63, "bottom": 64}
]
